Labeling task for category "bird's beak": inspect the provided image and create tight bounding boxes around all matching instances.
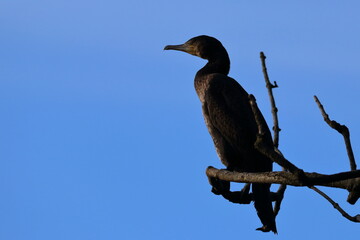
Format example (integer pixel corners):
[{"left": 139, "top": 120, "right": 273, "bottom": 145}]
[
  {"left": 164, "top": 43, "right": 196, "bottom": 55},
  {"left": 164, "top": 44, "right": 187, "bottom": 51}
]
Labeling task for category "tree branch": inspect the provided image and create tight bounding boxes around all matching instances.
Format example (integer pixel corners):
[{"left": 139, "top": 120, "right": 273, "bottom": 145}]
[
  {"left": 248, "top": 95, "right": 305, "bottom": 176},
  {"left": 206, "top": 166, "right": 360, "bottom": 190},
  {"left": 314, "top": 95, "right": 357, "bottom": 171},
  {"left": 314, "top": 95, "right": 359, "bottom": 204},
  {"left": 260, "top": 52, "right": 287, "bottom": 217},
  {"left": 260, "top": 52, "right": 280, "bottom": 148},
  {"left": 206, "top": 166, "right": 360, "bottom": 220},
  {"left": 309, "top": 186, "right": 360, "bottom": 222}
]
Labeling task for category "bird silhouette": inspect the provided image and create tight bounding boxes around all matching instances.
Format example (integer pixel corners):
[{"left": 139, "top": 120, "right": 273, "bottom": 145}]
[{"left": 165, "top": 35, "right": 277, "bottom": 233}]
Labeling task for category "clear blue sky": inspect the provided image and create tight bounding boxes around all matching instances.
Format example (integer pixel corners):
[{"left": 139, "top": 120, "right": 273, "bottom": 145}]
[{"left": 1, "top": 1, "right": 360, "bottom": 239}]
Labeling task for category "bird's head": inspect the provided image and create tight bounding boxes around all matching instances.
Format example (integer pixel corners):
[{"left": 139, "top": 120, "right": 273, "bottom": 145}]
[{"left": 164, "top": 35, "right": 227, "bottom": 61}]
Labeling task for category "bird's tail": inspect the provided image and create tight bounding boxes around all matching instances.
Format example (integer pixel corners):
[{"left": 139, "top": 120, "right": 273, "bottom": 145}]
[{"left": 252, "top": 183, "right": 277, "bottom": 234}]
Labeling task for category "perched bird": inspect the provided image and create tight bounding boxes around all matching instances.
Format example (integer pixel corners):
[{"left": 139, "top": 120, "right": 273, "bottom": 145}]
[{"left": 164, "top": 35, "right": 277, "bottom": 233}]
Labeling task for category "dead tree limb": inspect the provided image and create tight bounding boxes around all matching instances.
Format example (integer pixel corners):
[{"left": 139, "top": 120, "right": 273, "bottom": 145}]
[
  {"left": 206, "top": 166, "right": 360, "bottom": 190},
  {"left": 260, "top": 52, "right": 286, "bottom": 216},
  {"left": 309, "top": 186, "right": 360, "bottom": 222},
  {"left": 314, "top": 95, "right": 359, "bottom": 204},
  {"left": 260, "top": 52, "right": 281, "bottom": 148},
  {"left": 314, "top": 95, "right": 357, "bottom": 171}
]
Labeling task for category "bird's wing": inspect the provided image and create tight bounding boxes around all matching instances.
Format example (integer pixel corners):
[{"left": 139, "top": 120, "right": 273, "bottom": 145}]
[{"left": 204, "top": 74, "right": 259, "bottom": 153}]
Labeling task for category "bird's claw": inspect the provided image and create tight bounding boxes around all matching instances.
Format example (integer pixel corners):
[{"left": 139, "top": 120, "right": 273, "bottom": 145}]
[
  {"left": 208, "top": 177, "right": 230, "bottom": 195},
  {"left": 256, "top": 225, "right": 271, "bottom": 232}
]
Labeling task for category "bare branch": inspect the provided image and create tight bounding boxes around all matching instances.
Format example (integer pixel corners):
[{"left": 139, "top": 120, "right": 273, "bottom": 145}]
[
  {"left": 309, "top": 186, "right": 360, "bottom": 222},
  {"left": 206, "top": 166, "right": 360, "bottom": 190},
  {"left": 248, "top": 95, "right": 304, "bottom": 176},
  {"left": 258, "top": 53, "right": 360, "bottom": 220},
  {"left": 206, "top": 166, "right": 360, "bottom": 221},
  {"left": 314, "top": 95, "right": 359, "bottom": 204},
  {"left": 260, "top": 52, "right": 281, "bottom": 148},
  {"left": 314, "top": 95, "right": 357, "bottom": 171},
  {"left": 260, "top": 52, "right": 287, "bottom": 217}
]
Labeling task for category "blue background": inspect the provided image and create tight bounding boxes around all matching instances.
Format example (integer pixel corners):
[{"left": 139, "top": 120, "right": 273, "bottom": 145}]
[{"left": 1, "top": 1, "right": 360, "bottom": 239}]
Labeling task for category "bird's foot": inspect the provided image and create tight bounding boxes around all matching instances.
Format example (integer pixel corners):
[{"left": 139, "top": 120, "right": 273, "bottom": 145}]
[
  {"left": 256, "top": 226, "right": 271, "bottom": 232},
  {"left": 208, "top": 177, "right": 230, "bottom": 195},
  {"left": 256, "top": 225, "right": 277, "bottom": 234}
]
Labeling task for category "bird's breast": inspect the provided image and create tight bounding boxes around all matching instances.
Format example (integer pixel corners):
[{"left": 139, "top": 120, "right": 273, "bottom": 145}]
[{"left": 194, "top": 75, "right": 213, "bottom": 103}]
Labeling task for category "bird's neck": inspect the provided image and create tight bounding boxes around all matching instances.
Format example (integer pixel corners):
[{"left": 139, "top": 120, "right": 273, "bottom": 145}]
[
  {"left": 194, "top": 53, "right": 230, "bottom": 102},
  {"left": 196, "top": 54, "right": 230, "bottom": 77}
]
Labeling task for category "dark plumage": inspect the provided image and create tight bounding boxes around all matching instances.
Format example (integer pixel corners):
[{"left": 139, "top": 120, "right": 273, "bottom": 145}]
[{"left": 164, "top": 35, "right": 277, "bottom": 233}]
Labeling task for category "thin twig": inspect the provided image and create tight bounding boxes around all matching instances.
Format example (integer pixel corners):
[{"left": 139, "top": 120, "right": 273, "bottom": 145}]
[
  {"left": 314, "top": 95, "right": 357, "bottom": 171},
  {"left": 309, "top": 186, "right": 360, "bottom": 222},
  {"left": 260, "top": 52, "right": 287, "bottom": 217},
  {"left": 260, "top": 52, "right": 280, "bottom": 148}
]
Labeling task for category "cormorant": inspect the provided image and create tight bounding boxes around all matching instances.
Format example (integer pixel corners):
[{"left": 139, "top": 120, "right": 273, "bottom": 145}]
[{"left": 164, "top": 35, "right": 277, "bottom": 233}]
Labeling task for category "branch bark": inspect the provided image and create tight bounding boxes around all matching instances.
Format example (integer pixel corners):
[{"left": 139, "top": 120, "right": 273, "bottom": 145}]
[{"left": 206, "top": 166, "right": 360, "bottom": 190}]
